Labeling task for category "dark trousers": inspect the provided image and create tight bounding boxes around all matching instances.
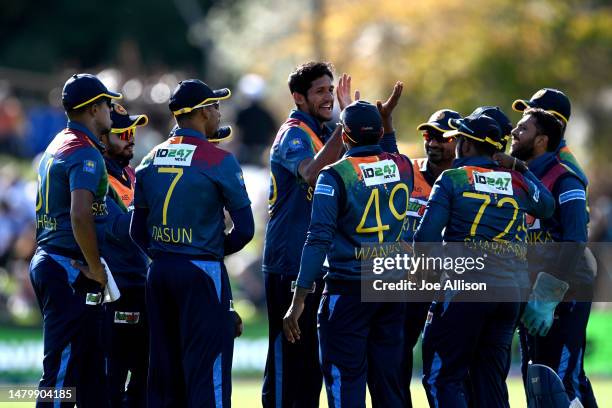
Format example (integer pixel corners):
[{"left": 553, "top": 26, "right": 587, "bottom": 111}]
[
  {"left": 422, "top": 296, "right": 519, "bottom": 408},
  {"left": 29, "top": 248, "right": 108, "bottom": 408},
  {"left": 103, "top": 286, "right": 148, "bottom": 408},
  {"left": 146, "top": 257, "right": 235, "bottom": 408},
  {"left": 519, "top": 301, "right": 598, "bottom": 408},
  {"left": 262, "top": 273, "right": 323, "bottom": 408},
  {"left": 318, "top": 293, "right": 406, "bottom": 408},
  {"left": 402, "top": 302, "right": 430, "bottom": 408}
]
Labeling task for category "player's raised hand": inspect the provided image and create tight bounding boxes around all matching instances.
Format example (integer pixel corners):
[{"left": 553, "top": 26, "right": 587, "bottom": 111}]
[
  {"left": 283, "top": 300, "right": 305, "bottom": 343},
  {"left": 337, "top": 73, "right": 360, "bottom": 111},
  {"left": 377, "top": 81, "right": 403, "bottom": 132}
]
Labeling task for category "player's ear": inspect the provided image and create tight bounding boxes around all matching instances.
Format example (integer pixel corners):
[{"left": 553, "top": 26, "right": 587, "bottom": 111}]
[
  {"left": 292, "top": 92, "right": 306, "bottom": 107},
  {"left": 535, "top": 134, "right": 549, "bottom": 151}
]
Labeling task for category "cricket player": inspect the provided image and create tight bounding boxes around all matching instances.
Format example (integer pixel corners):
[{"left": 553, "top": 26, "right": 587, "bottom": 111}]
[
  {"left": 283, "top": 99, "right": 412, "bottom": 408},
  {"left": 261, "top": 62, "right": 346, "bottom": 407},
  {"left": 401, "top": 108, "right": 460, "bottom": 408},
  {"left": 510, "top": 106, "right": 598, "bottom": 407},
  {"left": 414, "top": 113, "right": 555, "bottom": 408},
  {"left": 99, "top": 103, "right": 149, "bottom": 407},
  {"left": 512, "top": 88, "right": 588, "bottom": 187},
  {"left": 29, "top": 73, "right": 121, "bottom": 407},
  {"left": 131, "top": 79, "right": 254, "bottom": 407}
]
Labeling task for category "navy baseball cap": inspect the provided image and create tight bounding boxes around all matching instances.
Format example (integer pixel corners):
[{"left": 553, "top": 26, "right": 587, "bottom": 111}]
[
  {"left": 463, "top": 106, "right": 512, "bottom": 151},
  {"left": 62, "top": 73, "right": 122, "bottom": 110},
  {"left": 209, "top": 126, "right": 232, "bottom": 143},
  {"left": 340, "top": 101, "right": 383, "bottom": 144},
  {"left": 169, "top": 79, "right": 231, "bottom": 116},
  {"left": 512, "top": 88, "right": 571, "bottom": 124},
  {"left": 110, "top": 103, "right": 148, "bottom": 133},
  {"left": 444, "top": 115, "right": 503, "bottom": 149},
  {"left": 416, "top": 109, "right": 462, "bottom": 132}
]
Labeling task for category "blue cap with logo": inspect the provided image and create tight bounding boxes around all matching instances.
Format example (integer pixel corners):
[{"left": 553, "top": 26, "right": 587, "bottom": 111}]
[
  {"left": 416, "top": 109, "right": 462, "bottom": 133},
  {"left": 169, "top": 79, "right": 231, "bottom": 116},
  {"left": 110, "top": 103, "right": 148, "bottom": 133},
  {"left": 340, "top": 100, "right": 383, "bottom": 144},
  {"left": 512, "top": 88, "right": 571, "bottom": 124},
  {"left": 463, "top": 106, "right": 512, "bottom": 151},
  {"left": 444, "top": 115, "right": 503, "bottom": 150},
  {"left": 62, "top": 73, "right": 122, "bottom": 110}
]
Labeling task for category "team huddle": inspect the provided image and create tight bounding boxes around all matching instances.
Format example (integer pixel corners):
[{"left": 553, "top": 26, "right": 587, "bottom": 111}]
[{"left": 30, "top": 62, "right": 597, "bottom": 408}]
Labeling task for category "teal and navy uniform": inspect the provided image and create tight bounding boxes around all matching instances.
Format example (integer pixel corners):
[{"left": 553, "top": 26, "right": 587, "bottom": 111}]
[
  {"left": 415, "top": 156, "right": 554, "bottom": 408},
  {"left": 101, "top": 157, "right": 149, "bottom": 408},
  {"left": 296, "top": 144, "right": 414, "bottom": 407},
  {"left": 135, "top": 127, "right": 251, "bottom": 407},
  {"left": 262, "top": 109, "right": 331, "bottom": 408},
  {"left": 519, "top": 152, "right": 598, "bottom": 407},
  {"left": 29, "top": 121, "right": 110, "bottom": 408}
]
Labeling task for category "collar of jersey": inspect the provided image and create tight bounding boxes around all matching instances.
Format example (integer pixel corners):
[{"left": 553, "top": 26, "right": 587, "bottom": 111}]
[
  {"left": 67, "top": 120, "right": 105, "bottom": 151},
  {"left": 172, "top": 127, "right": 207, "bottom": 140},
  {"left": 289, "top": 109, "right": 329, "bottom": 139},
  {"left": 344, "top": 144, "right": 383, "bottom": 158},
  {"left": 528, "top": 152, "right": 558, "bottom": 179},
  {"left": 452, "top": 156, "right": 497, "bottom": 169}
]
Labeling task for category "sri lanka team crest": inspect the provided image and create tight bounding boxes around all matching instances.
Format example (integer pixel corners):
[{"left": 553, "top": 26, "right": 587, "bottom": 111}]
[{"left": 113, "top": 103, "right": 128, "bottom": 115}]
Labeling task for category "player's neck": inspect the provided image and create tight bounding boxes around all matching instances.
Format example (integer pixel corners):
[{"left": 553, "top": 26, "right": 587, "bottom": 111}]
[{"left": 428, "top": 159, "right": 453, "bottom": 179}]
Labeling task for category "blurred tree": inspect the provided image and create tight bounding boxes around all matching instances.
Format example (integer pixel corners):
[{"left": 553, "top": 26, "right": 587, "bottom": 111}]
[
  {"left": 0, "top": 0, "right": 234, "bottom": 74},
  {"left": 206, "top": 0, "right": 612, "bottom": 166}
]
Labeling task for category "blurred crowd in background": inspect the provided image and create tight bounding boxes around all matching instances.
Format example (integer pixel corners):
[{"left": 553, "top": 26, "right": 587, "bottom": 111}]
[{"left": 1, "top": 0, "right": 611, "bottom": 328}]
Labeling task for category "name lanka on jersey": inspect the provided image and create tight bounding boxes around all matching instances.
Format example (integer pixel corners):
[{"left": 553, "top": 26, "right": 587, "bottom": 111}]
[
  {"left": 473, "top": 171, "right": 513, "bottom": 195},
  {"left": 153, "top": 144, "right": 196, "bottom": 166},
  {"left": 359, "top": 160, "right": 400, "bottom": 186}
]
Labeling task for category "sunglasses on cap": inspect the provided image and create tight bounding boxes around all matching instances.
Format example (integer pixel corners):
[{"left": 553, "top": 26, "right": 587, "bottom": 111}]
[
  {"left": 422, "top": 130, "right": 454, "bottom": 143},
  {"left": 116, "top": 128, "right": 135, "bottom": 142}
]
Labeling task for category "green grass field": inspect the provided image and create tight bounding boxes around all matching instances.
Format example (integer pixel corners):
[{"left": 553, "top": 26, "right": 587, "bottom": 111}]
[{"left": 2, "top": 378, "right": 611, "bottom": 407}]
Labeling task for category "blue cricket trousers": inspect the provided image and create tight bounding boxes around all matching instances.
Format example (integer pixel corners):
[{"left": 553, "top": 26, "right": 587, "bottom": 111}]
[
  {"left": 146, "top": 256, "right": 235, "bottom": 408},
  {"left": 318, "top": 283, "right": 406, "bottom": 408},
  {"left": 29, "top": 247, "right": 108, "bottom": 408},
  {"left": 422, "top": 289, "right": 520, "bottom": 408}
]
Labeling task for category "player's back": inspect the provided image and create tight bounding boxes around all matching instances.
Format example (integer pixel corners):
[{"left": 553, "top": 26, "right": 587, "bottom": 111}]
[
  {"left": 135, "top": 133, "right": 250, "bottom": 260},
  {"left": 320, "top": 149, "right": 413, "bottom": 278},
  {"left": 36, "top": 126, "right": 108, "bottom": 255}
]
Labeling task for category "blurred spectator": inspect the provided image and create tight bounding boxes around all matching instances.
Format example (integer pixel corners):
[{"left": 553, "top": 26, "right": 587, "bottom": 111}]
[{"left": 235, "top": 74, "right": 276, "bottom": 166}]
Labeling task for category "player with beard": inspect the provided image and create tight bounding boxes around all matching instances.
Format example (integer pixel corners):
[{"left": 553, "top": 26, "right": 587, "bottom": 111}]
[
  {"left": 401, "top": 108, "right": 460, "bottom": 408},
  {"left": 99, "top": 103, "right": 150, "bottom": 407},
  {"left": 510, "top": 108, "right": 598, "bottom": 407}
]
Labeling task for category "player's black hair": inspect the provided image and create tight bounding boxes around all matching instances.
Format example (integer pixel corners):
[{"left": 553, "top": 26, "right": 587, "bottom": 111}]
[
  {"left": 471, "top": 139, "right": 498, "bottom": 157},
  {"left": 524, "top": 108, "right": 564, "bottom": 152},
  {"left": 288, "top": 62, "right": 334, "bottom": 96}
]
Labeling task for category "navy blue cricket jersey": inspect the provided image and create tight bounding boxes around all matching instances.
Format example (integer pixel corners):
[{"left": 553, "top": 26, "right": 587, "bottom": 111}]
[
  {"left": 263, "top": 110, "right": 332, "bottom": 276},
  {"left": 134, "top": 127, "right": 251, "bottom": 259},
  {"left": 35, "top": 121, "right": 109, "bottom": 255}
]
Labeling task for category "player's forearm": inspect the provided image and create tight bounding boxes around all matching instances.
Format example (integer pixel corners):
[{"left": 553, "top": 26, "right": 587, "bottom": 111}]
[
  {"left": 379, "top": 131, "right": 398, "bottom": 154},
  {"left": 523, "top": 170, "right": 555, "bottom": 219},
  {"left": 71, "top": 208, "right": 102, "bottom": 269},
  {"left": 299, "top": 126, "right": 344, "bottom": 186},
  {"left": 296, "top": 241, "right": 328, "bottom": 289},
  {"left": 129, "top": 207, "right": 150, "bottom": 256},
  {"left": 224, "top": 205, "right": 255, "bottom": 256}
]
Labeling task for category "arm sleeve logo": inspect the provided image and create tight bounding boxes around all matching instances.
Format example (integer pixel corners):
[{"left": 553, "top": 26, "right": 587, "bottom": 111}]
[
  {"left": 314, "top": 184, "right": 335, "bottom": 196},
  {"left": 83, "top": 160, "right": 97, "bottom": 173},
  {"left": 558, "top": 189, "right": 586, "bottom": 205}
]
